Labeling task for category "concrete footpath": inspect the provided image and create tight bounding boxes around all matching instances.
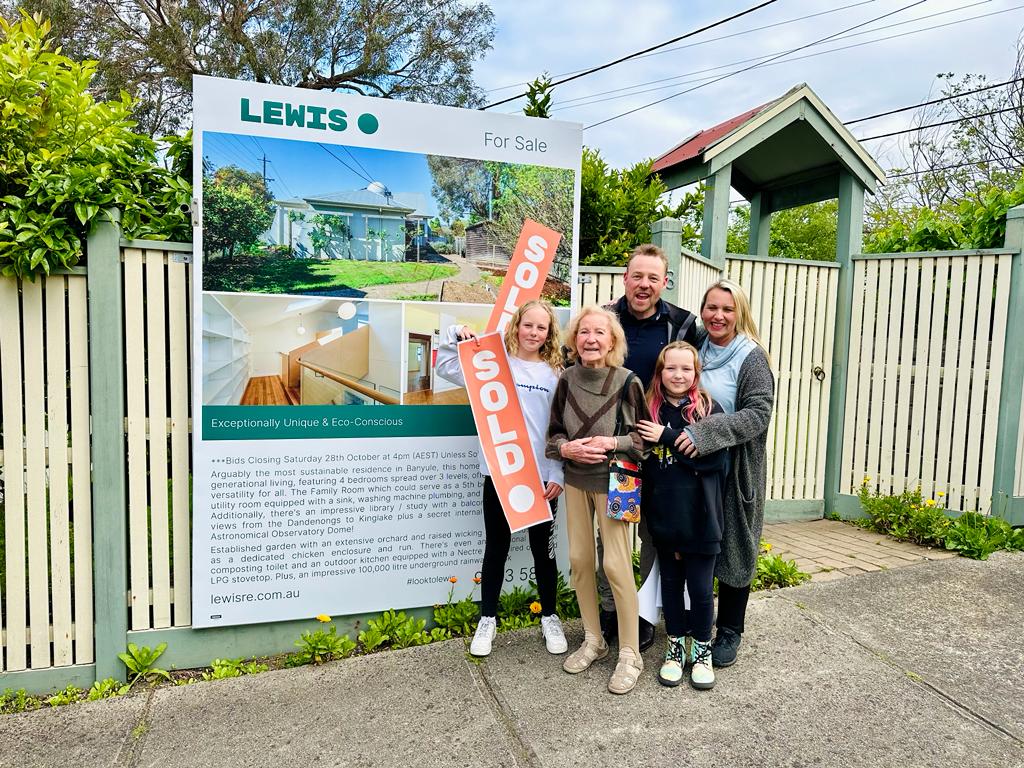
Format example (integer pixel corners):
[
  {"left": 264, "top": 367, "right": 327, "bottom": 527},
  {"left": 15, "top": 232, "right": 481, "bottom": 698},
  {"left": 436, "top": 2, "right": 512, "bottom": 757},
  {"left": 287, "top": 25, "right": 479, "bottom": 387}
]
[{"left": 2, "top": 553, "right": 1022, "bottom": 768}]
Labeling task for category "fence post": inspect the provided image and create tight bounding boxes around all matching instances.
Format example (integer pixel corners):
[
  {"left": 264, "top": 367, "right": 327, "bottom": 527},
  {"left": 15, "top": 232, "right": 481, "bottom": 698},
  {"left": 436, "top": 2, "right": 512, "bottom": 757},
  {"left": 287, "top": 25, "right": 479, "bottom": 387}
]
[
  {"left": 651, "top": 216, "right": 682, "bottom": 301},
  {"left": 823, "top": 172, "right": 863, "bottom": 514},
  {"left": 87, "top": 209, "right": 129, "bottom": 680},
  {"left": 748, "top": 191, "right": 772, "bottom": 257},
  {"left": 991, "top": 205, "right": 1024, "bottom": 522}
]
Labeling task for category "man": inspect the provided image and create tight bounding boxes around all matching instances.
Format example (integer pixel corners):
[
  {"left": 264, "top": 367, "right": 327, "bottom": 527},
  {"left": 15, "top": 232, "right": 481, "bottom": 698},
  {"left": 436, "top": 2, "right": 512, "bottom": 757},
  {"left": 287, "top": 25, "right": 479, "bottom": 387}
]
[{"left": 598, "top": 243, "right": 700, "bottom": 652}]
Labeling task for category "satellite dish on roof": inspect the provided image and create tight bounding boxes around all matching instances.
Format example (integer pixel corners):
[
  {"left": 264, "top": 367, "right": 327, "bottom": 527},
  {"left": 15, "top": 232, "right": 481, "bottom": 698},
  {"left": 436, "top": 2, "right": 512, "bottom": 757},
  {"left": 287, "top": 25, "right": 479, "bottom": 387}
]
[{"left": 366, "top": 181, "right": 392, "bottom": 199}]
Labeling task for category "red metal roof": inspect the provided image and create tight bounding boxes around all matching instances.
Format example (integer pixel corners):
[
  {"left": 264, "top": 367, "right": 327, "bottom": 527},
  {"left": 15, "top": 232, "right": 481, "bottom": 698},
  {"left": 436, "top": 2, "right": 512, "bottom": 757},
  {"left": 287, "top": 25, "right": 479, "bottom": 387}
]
[{"left": 651, "top": 101, "right": 774, "bottom": 175}]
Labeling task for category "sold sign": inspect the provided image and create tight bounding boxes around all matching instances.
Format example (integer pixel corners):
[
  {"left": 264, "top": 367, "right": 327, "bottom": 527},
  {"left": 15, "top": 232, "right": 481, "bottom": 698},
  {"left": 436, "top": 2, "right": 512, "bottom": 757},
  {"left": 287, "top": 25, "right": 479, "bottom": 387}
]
[
  {"left": 487, "top": 219, "right": 562, "bottom": 334},
  {"left": 458, "top": 332, "right": 552, "bottom": 532}
]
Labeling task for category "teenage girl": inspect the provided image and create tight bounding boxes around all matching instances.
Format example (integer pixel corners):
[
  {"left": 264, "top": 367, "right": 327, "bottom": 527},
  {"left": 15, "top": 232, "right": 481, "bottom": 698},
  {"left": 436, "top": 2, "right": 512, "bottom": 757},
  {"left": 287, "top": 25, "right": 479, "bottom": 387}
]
[
  {"left": 435, "top": 300, "right": 567, "bottom": 658},
  {"left": 636, "top": 341, "right": 728, "bottom": 690}
]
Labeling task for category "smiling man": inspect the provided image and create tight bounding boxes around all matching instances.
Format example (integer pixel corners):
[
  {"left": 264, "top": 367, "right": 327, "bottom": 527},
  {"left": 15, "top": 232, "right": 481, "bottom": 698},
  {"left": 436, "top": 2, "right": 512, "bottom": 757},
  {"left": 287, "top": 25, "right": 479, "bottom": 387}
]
[{"left": 597, "top": 243, "right": 700, "bottom": 652}]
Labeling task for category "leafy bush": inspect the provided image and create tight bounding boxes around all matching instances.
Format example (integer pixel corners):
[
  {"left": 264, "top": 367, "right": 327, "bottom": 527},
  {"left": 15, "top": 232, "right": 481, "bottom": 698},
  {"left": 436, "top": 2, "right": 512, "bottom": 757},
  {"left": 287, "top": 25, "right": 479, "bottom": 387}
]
[
  {"left": 433, "top": 580, "right": 480, "bottom": 637},
  {"left": 87, "top": 678, "right": 123, "bottom": 701},
  {"left": 291, "top": 624, "right": 357, "bottom": 665},
  {"left": 0, "top": 14, "right": 191, "bottom": 279},
  {"left": 202, "top": 658, "right": 269, "bottom": 680},
  {"left": 0, "top": 688, "right": 39, "bottom": 714},
  {"left": 118, "top": 643, "right": 171, "bottom": 692},
  {"left": 857, "top": 481, "right": 1023, "bottom": 560},
  {"left": 47, "top": 685, "right": 83, "bottom": 707}
]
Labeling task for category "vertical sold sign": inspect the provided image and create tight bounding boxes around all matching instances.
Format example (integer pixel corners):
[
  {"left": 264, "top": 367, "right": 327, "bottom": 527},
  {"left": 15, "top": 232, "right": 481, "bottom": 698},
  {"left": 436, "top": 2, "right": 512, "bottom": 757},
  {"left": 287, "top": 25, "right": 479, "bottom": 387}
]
[
  {"left": 487, "top": 219, "right": 562, "bottom": 334},
  {"left": 458, "top": 333, "right": 552, "bottom": 532}
]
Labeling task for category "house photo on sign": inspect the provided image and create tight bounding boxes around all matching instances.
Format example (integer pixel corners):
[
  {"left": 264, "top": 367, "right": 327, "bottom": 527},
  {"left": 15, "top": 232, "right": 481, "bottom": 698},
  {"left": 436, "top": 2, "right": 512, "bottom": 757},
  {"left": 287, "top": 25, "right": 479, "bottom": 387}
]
[{"left": 191, "top": 76, "right": 582, "bottom": 627}]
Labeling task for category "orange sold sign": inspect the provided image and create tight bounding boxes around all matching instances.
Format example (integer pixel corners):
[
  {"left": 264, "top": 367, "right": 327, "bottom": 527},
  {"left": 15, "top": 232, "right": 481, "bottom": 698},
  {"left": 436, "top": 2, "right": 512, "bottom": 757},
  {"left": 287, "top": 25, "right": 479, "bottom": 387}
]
[
  {"left": 487, "top": 219, "right": 562, "bottom": 335},
  {"left": 458, "top": 332, "right": 552, "bottom": 532}
]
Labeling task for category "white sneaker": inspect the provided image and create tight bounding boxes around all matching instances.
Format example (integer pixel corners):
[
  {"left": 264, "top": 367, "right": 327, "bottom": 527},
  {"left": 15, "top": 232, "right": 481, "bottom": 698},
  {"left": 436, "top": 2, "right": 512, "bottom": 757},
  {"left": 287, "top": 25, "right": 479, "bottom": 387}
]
[
  {"left": 470, "top": 616, "right": 497, "bottom": 657},
  {"left": 540, "top": 615, "right": 568, "bottom": 654}
]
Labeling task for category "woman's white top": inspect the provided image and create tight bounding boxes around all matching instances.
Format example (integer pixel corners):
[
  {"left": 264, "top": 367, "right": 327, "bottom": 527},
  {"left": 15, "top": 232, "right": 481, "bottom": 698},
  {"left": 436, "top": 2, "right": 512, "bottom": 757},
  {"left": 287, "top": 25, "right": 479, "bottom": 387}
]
[{"left": 435, "top": 326, "right": 564, "bottom": 487}]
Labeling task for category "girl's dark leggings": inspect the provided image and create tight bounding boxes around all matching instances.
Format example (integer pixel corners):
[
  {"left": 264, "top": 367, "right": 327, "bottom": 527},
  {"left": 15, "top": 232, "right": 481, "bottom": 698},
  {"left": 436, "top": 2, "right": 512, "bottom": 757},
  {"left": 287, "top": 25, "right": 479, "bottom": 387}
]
[
  {"left": 479, "top": 476, "right": 559, "bottom": 617},
  {"left": 656, "top": 546, "right": 716, "bottom": 642}
]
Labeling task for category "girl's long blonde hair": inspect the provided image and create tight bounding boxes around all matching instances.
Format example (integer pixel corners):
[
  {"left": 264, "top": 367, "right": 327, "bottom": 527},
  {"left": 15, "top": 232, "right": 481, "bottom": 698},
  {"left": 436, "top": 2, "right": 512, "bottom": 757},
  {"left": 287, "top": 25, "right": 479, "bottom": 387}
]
[
  {"left": 701, "top": 279, "right": 772, "bottom": 366},
  {"left": 503, "top": 299, "right": 563, "bottom": 370},
  {"left": 565, "top": 305, "right": 627, "bottom": 368},
  {"left": 646, "top": 342, "right": 713, "bottom": 424}
]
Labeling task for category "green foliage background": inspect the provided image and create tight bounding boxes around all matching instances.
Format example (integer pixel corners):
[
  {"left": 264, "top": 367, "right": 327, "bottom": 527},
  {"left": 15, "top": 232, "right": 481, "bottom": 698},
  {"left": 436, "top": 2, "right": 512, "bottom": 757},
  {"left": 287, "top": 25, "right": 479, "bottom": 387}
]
[{"left": 0, "top": 14, "right": 191, "bottom": 279}]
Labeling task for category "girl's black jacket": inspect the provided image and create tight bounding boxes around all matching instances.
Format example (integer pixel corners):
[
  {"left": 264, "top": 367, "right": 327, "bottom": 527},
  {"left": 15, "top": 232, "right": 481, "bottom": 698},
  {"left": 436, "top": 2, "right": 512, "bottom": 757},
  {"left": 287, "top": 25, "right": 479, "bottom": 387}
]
[{"left": 642, "top": 398, "right": 729, "bottom": 555}]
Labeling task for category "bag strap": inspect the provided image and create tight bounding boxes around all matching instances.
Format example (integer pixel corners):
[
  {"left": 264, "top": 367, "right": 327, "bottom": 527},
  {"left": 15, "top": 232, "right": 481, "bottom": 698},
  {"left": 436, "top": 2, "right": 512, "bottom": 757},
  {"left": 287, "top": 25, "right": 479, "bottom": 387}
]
[{"left": 613, "top": 372, "right": 638, "bottom": 437}]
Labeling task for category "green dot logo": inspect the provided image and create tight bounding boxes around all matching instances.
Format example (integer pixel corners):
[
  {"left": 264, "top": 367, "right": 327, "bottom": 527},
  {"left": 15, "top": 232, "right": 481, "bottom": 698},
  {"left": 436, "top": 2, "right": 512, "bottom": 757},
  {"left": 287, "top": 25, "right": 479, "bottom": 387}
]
[{"left": 357, "top": 113, "right": 379, "bottom": 134}]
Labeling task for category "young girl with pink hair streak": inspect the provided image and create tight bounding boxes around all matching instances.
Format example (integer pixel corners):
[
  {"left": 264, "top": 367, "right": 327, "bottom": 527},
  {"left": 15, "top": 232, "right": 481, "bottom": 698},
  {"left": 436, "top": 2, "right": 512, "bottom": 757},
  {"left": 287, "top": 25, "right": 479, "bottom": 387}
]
[{"left": 637, "top": 342, "right": 728, "bottom": 690}]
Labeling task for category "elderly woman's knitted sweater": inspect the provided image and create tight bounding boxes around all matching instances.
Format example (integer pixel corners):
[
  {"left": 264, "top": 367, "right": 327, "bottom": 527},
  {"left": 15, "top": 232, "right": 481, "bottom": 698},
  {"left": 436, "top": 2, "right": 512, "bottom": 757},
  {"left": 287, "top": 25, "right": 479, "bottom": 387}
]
[{"left": 545, "top": 364, "right": 648, "bottom": 492}]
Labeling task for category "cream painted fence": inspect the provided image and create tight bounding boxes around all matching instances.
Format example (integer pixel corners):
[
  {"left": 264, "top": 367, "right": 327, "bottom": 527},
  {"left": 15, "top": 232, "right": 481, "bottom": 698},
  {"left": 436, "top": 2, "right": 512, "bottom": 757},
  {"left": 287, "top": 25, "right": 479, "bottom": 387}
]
[
  {"left": 578, "top": 253, "right": 838, "bottom": 504},
  {"left": 839, "top": 250, "right": 1014, "bottom": 513},
  {"left": 0, "top": 275, "right": 93, "bottom": 672},
  {"left": 120, "top": 245, "right": 193, "bottom": 632}
]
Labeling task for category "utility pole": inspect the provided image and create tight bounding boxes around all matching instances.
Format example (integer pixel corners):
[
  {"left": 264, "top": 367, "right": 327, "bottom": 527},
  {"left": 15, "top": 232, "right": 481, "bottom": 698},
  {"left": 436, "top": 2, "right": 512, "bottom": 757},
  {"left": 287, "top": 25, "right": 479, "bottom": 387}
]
[{"left": 259, "top": 154, "right": 274, "bottom": 192}]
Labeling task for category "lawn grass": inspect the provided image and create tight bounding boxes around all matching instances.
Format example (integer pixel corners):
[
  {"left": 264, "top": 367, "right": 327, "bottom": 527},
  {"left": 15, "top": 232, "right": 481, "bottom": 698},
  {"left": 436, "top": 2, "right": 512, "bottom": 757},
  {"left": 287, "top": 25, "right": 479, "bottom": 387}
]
[{"left": 204, "top": 255, "right": 458, "bottom": 294}]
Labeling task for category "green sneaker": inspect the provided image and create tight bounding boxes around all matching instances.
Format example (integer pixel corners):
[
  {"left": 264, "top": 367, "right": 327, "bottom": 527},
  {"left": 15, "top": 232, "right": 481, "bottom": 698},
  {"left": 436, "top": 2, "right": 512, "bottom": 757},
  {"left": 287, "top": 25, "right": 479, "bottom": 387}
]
[
  {"left": 690, "top": 638, "right": 716, "bottom": 690},
  {"left": 657, "top": 636, "right": 687, "bottom": 687}
]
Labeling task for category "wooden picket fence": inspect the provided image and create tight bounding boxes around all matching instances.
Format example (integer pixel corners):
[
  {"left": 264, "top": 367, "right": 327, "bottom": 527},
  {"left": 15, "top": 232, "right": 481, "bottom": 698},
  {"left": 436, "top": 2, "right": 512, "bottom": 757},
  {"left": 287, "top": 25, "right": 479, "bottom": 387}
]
[{"left": 1, "top": 217, "right": 1023, "bottom": 680}]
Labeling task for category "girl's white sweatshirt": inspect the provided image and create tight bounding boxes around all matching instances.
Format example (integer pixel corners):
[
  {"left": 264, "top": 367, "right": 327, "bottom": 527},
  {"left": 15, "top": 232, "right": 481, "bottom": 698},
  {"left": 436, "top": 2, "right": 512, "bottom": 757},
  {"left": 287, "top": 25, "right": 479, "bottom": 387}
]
[{"left": 434, "top": 326, "right": 564, "bottom": 487}]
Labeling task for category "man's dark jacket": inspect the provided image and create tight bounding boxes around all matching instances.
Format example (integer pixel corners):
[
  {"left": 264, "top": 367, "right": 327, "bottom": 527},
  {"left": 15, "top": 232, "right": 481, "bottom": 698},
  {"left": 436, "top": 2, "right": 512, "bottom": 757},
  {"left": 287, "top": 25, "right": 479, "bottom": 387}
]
[{"left": 607, "top": 296, "right": 700, "bottom": 389}]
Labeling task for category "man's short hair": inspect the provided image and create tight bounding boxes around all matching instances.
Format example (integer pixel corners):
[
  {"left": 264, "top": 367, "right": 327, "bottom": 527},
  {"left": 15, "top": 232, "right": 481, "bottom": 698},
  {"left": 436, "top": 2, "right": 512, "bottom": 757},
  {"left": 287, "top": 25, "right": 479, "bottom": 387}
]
[{"left": 625, "top": 244, "right": 668, "bottom": 274}]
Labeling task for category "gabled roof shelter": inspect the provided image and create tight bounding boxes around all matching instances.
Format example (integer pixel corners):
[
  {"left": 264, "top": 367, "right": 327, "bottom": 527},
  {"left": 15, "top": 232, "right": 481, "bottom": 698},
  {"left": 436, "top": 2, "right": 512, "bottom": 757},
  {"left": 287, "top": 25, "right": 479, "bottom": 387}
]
[{"left": 651, "top": 84, "right": 885, "bottom": 265}]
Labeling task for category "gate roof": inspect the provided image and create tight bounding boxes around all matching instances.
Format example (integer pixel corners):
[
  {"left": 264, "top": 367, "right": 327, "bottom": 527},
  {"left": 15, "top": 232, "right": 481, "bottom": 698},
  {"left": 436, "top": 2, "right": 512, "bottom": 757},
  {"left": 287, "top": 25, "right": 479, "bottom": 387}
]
[{"left": 651, "top": 84, "right": 885, "bottom": 211}]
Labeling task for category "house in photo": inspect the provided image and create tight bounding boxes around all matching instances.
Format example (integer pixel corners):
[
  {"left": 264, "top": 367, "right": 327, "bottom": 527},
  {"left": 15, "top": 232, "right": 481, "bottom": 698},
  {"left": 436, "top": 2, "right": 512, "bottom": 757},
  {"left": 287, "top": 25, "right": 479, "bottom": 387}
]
[
  {"left": 265, "top": 183, "right": 432, "bottom": 262},
  {"left": 464, "top": 220, "right": 512, "bottom": 266},
  {"left": 202, "top": 295, "right": 402, "bottom": 406},
  {"left": 402, "top": 304, "right": 490, "bottom": 405}
]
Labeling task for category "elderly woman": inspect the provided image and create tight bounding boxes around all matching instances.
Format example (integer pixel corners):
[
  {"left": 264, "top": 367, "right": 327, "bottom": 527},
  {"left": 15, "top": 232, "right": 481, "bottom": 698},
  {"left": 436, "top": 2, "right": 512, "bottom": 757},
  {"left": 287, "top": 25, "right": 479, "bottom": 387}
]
[
  {"left": 677, "top": 279, "right": 774, "bottom": 668},
  {"left": 546, "top": 305, "right": 649, "bottom": 695}
]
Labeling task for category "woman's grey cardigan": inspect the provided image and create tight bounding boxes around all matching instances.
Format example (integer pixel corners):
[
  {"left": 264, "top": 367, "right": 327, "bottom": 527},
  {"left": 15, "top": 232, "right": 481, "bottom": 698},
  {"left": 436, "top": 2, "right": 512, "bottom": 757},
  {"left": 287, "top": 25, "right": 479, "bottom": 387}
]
[{"left": 686, "top": 347, "right": 775, "bottom": 587}]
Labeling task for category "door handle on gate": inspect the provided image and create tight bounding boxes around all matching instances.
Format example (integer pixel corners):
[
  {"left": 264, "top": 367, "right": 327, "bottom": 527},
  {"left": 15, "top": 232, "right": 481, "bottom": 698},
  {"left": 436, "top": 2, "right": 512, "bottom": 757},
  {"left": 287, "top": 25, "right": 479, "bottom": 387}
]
[{"left": 812, "top": 366, "right": 826, "bottom": 382}]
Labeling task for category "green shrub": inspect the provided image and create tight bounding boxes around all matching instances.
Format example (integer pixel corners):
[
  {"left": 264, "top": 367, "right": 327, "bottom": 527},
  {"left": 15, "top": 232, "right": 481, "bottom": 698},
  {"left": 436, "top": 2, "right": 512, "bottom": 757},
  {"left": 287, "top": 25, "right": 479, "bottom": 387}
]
[
  {"left": 46, "top": 685, "right": 83, "bottom": 707},
  {"left": 0, "top": 688, "right": 39, "bottom": 714},
  {"left": 291, "top": 623, "right": 356, "bottom": 665},
  {"left": 118, "top": 643, "right": 171, "bottom": 692},
  {"left": 0, "top": 14, "right": 191, "bottom": 279},
  {"left": 202, "top": 658, "right": 269, "bottom": 681},
  {"left": 87, "top": 678, "right": 123, "bottom": 701}
]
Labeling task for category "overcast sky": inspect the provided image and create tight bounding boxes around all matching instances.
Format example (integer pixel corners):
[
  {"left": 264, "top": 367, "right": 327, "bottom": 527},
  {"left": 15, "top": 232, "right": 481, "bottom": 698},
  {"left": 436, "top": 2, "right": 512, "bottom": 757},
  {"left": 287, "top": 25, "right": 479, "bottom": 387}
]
[{"left": 472, "top": 0, "right": 1023, "bottom": 176}]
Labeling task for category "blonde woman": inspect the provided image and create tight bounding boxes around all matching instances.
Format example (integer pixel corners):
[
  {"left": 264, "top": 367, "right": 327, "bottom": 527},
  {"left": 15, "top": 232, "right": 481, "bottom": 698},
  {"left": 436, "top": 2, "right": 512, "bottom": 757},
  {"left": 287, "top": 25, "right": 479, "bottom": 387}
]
[
  {"left": 435, "top": 300, "right": 568, "bottom": 658},
  {"left": 546, "top": 306, "right": 649, "bottom": 694},
  {"left": 675, "top": 280, "right": 775, "bottom": 669}
]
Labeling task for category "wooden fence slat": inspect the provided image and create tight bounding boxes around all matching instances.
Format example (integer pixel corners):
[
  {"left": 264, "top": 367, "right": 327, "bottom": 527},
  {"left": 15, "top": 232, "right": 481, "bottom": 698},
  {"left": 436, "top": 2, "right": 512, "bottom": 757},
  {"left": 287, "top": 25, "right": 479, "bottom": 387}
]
[
  {"left": 768, "top": 264, "right": 788, "bottom": 497},
  {"left": 814, "top": 268, "right": 838, "bottom": 497},
  {"left": 45, "top": 277, "right": 74, "bottom": 665},
  {"left": 802, "top": 268, "right": 823, "bottom": 498},
  {"left": 852, "top": 261, "right": 879, "bottom": 493},
  {"left": 907, "top": 259, "right": 934, "bottom": 488},
  {"left": 890, "top": 261, "right": 918, "bottom": 495},
  {"left": 964, "top": 257, "right": 996, "bottom": 511},
  {"left": 124, "top": 249, "right": 151, "bottom": 630},
  {"left": 67, "top": 276, "right": 93, "bottom": 663},
  {"left": 982, "top": 254, "right": 1013, "bottom": 511},
  {"left": 877, "top": 260, "right": 904, "bottom": 495},
  {"left": 145, "top": 251, "right": 172, "bottom": 628},
  {"left": 866, "top": 260, "right": 891, "bottom": 493},
  {"left": 783, "top": 264, "right": 807, "bottom": 498},
  {"left": 841, "top": 261, "right": 867, "bottom": 493},
  {"left": 921, "top": 258, "right": 951, "bottom": 499},
  {"left": 168, "top": 259, "right": 192, "bottom": 626},
  {"left": 0, "top": 280, "right": 27, "bottom": 671},
  {"left": 933, "top": 259, "right": 966, "bottom": 502},
  {"left": 948, "top": 258, "right": 981, "bottom": 510},
  {"left": 21, "top": 281, "right": 51, "bottom": 668}
]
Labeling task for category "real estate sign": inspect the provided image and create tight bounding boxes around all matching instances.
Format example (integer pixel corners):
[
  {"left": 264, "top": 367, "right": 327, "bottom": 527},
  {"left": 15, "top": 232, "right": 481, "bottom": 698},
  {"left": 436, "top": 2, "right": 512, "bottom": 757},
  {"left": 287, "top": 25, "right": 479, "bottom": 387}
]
[{"left": 192, "top": 76, "right": 582, "bottom": 626}]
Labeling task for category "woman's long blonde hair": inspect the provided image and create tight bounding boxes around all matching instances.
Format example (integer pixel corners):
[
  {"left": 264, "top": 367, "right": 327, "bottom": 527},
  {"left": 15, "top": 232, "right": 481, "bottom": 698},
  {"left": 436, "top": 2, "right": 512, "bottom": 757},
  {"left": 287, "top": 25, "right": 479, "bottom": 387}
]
[
  {"left": 565, "top": 305, "right": 627, "bottom": 368},
  {"left": 701, "top": 279, "right": 772, "bottom": 366},
  {"left": 503, "top": 299, "right": 563, "bottom": 369}
]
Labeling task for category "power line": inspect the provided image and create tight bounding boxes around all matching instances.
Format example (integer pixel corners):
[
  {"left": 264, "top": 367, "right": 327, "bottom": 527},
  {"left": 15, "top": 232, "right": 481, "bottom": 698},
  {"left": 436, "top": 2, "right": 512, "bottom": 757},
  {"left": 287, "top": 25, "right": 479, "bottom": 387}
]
[
  {"left": 886, "top": 155, "right": 1022, "bottom": 178},
  {"left": 485, "top": 0, "right": 878, "bottom": 95},
  {"left": 846, "top": 77, "right": 1024, "bottom": 124},
  {"left": 317, "top": 143, "right": 372, "bottom": 183},
  {"left": 856, "top": 106, "right": 1021, "bottom": 141},
  {"left": 585, "top": 0, "right": 933, "bottom": 130},
  {"left": 558, "top": 0, "right": 1005, "bottom": 114},
  {"left": 555, "top": 0, "right": 993, "bottom": 112},
  {"left": 341, "top": 145, "right": 374, "bottom": 180},
  {"left": 480, "top": 0, "right": 781, "bottom": 110}
]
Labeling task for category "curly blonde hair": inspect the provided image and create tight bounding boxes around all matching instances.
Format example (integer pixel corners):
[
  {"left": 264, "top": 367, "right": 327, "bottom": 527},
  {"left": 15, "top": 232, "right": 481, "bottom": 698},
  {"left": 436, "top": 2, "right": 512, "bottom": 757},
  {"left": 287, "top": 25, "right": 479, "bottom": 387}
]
[
  {"left": 503, "top": 300, "right": 563, "bottom": 369},
  {"left": 565, "top": 305, "right": 627, "bottom": 368}
]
